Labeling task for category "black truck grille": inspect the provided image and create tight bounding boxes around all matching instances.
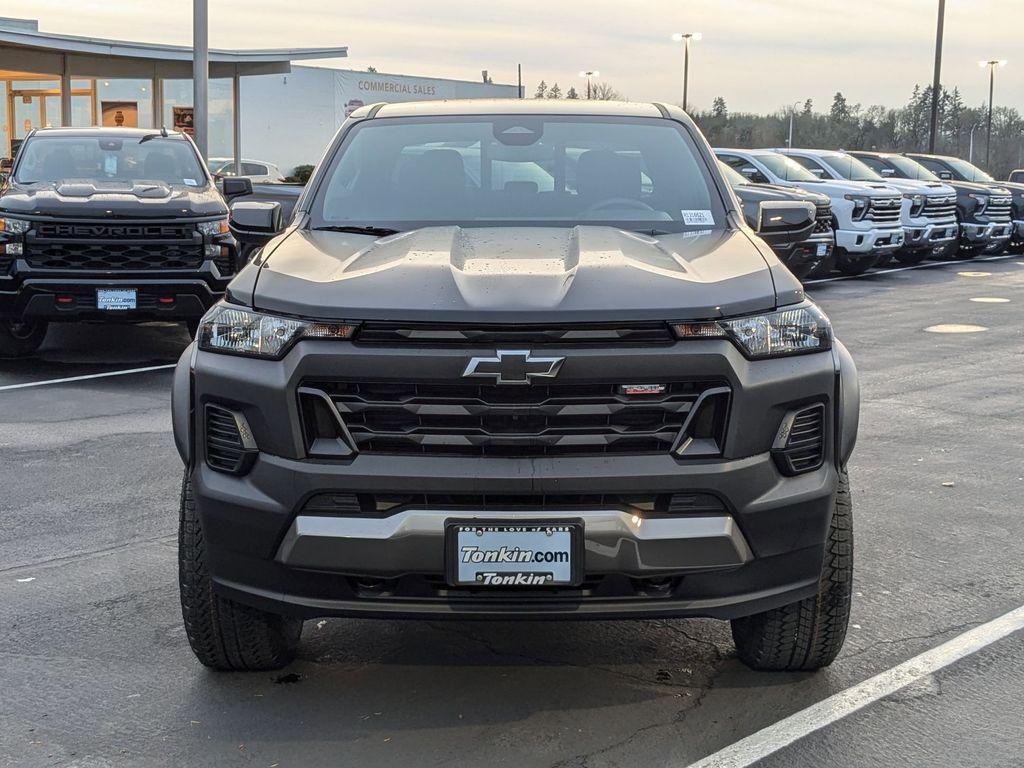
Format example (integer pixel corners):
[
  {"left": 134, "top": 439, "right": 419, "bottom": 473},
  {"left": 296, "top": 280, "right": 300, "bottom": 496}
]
[
  {"left": 865, "top": 197, "right": 902, "bottom": 223},
  {"left": 986, "top": 197, "right": 1013, "bottom": 223},
  {"left": 813, "top": 205, "right": 833, "bottom": 233},
  {"left": 303, "top": 379, "right": 730, "bottom": 457},
  {"left": 922, "top": 195, "right": 957, "bottom": 220},
  {"left": 25, "top": 221, "right": 202, "bottom": 271}
]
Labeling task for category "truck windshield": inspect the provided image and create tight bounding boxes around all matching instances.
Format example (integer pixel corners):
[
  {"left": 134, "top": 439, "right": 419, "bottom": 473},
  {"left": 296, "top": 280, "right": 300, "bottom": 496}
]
[
  {"left": 885, "top": 155, "right": 941, "bottom": 181},
  {"left": 13, "top": 135, "right": 207, "bottom": 187},
  {"left": 942, "top": 157, "right": 995, "bottom": 183},
  {"left": 312, "top": 115, "right": 724, "bottom": 232},
  {"left": 756, "top": 153, "right": 820, "bottom": 183},
  {"left": 819, "top": 154, "right": 884, "bottom": 182}
]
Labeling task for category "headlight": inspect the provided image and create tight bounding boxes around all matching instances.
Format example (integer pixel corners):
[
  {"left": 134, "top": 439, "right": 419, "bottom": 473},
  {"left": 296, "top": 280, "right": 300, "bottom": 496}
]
[
  {"left": 968, "top": 193, "right": 988, "bottom": 214},
  {"left": 904, "top": 193, "right": 926, "bottom": 216},
  {"left": 0, "top": 217, "right": 30, "bottom": 234},
  {"left": 844, "top": 194, "right": 870, "bottom": 220},
  {"left": 197, "top": 218, "right": 229, "bottom": 236},
  {"left": 672, "top": 302, "right": 832, "bottom": 359},
  {"left": 197, "top": 304, "right": 357, "bottom": 359}
]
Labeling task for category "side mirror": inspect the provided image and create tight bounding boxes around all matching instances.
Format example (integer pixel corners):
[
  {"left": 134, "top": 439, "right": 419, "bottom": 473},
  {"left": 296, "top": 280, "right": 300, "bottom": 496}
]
[
  {"left": 222, "top": 176, "right": 252, "bottom": 201},
  {"left": 808, "top": 167, "right": 825, "bottom": 178},
  {"left": 938, "top": 171, "right": 953, "bottom": 181},
  {"left": 879, "top": 168, "right": 895, "bottom": 177},
  {"left": 740, "top": 166, "right": 767, "bottom": 184},
  {"left": 229, "top": 200, "right": 283, "bottom": 246},
  {"left": 756, "top": 201, "right": 816, "bottom": 246}
]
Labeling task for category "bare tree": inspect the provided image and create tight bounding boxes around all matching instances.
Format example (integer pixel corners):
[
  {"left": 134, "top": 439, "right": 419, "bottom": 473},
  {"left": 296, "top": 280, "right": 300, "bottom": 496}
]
[{"left": 589, "top": 82, "right": 625, "bottom": 101}]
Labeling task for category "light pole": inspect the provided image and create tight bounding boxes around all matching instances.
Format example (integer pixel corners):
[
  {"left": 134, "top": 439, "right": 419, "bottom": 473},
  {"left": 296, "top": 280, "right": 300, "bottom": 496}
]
[
  {"left": 787, "top": 101, "right": 801, "bottom": 149},
  {"left": 978, "top": 59, "right": 1007, "bottom": 168},
  {"left": 968, "top": 122, "right": 983, "bottom": 163},
  {"left": 192, "top": 0, "right": 208, "bottom": 159},
  {"left": 671, "top": 32, "right": 702, "bottom": 112},
  {"left": 579, "top": 70, "right": 599, "bottom": 100},
  {"left": 928, "top": 0, "right": 945, "bottom": 153}
]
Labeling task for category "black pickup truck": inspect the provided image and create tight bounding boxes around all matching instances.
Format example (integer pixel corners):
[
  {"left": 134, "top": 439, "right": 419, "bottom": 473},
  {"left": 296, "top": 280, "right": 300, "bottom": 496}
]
[{"left": 0, "top": 127, "right": 240, "bottom": 356}]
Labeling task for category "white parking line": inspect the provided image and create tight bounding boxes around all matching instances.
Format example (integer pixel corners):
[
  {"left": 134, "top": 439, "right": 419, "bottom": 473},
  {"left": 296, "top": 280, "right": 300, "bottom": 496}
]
[
  {"left": 804, "top": 253, "right": 1018, "bottom": 286},
  {"left": 0, "top": 364, "right": 175, "bottom": 392},
  {"left": 685, "top": 603, "right": 1024, "bottom": 768}
]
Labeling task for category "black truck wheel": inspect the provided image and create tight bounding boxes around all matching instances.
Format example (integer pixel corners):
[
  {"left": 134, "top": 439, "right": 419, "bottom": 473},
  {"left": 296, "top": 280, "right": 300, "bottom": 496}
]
[
  {"left": 731, "top": 469, "right": 853, "bottom": 671},
  {"left": 0, "top": 318, "right": 48, "bottom": 358},
  {"left": 178, "top": 471, "right": 302, "bottom": 671}
]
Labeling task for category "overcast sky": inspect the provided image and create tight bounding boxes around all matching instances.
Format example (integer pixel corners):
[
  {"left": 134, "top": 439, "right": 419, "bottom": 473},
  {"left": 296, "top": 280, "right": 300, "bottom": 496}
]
[{"left": 15, "top": 0, "right": 1024, "bottom": 114}]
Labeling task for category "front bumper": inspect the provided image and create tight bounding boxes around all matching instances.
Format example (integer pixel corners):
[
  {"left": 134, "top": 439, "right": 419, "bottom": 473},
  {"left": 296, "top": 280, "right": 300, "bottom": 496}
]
[
  {"left": 0, "top": 277, "right": 223, "bottom": 322},
  {"left": 902, "top": 220, "right": 958, "bottom": 251},
  {"left": 177, "top": 337, "right": 858, "bottom": 621},
  {"left": 775, "top": 233, "right": 834, "bottom": 278},
  {"left": 960, "top": 221, "right": 1013, "bottom": 250},
  {"left": 835, "top": 226, "right": 904, "bottom": 254}
]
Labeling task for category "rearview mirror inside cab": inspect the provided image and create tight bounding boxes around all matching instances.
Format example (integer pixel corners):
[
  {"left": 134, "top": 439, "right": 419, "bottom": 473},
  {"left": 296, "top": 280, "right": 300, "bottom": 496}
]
[
  {"left": 756, "top": 200, "right": 816, "bottom": 246},
  {"left": 229, "top": 200, "right": 283, "bottom": 246}
]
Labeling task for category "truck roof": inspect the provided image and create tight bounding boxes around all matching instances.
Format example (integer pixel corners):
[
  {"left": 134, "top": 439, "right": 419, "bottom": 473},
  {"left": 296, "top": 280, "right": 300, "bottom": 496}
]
[
  {"left": 28, "top": 127, "right": 188, "bottom": 139},
  {"left": 353, "top": 99, "right": 675, "bottom": 120}
]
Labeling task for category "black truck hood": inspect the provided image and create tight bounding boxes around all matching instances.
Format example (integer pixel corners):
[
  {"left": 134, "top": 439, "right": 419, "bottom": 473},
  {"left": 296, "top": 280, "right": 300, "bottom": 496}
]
[
  {"left": 252, "top": 225, "right": 786, "bottom": 323},
  {"left": 0, "top": 180, "right": 226, "bottom": 219}
]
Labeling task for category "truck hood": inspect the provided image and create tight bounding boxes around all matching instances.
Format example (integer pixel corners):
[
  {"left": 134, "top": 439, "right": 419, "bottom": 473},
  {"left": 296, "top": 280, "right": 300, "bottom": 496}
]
[
  {"left": 252, "top": 225, "right": 785, "bottom": 323},
  {"left": 0, "top": 180, "right": 227, "bottom": 219},
  {"left": 784, "top": 179, "right": 900, "bottom": 198},
  {"left": 873, "top": 178, "right": 956, "bottom": 197}
]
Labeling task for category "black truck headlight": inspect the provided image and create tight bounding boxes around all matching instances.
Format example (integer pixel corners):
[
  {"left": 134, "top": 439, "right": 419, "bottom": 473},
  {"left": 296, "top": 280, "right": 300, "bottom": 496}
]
[
  {"left": 673, "top": 302, "right": 832, "bottom": 359},
  {"left": 197, "top": 304, "right": 356, "bottom": 359},
  {"left": 968, "top": 193, "right": 988, "bottom": 215}
]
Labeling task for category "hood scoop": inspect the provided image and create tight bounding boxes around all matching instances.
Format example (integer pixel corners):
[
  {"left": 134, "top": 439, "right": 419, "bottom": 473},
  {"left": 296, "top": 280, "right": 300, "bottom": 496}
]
[{"left": 54, "top": 180, "right": 172, "bottom": 199}]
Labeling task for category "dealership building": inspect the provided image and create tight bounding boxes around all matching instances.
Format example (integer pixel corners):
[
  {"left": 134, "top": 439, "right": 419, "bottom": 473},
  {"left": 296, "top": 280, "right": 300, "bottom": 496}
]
[{"left": 0, "top": 16, "right": 520, "bottom": 175}]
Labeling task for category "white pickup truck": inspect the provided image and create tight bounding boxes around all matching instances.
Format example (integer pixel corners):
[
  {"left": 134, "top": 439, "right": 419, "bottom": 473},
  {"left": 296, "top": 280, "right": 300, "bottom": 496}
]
[
  {"left": 775, "top": 148, "right": 958, "bottom": 264},
  {"left": 716, "top": 148, "right": 904, "bottom": 275}
]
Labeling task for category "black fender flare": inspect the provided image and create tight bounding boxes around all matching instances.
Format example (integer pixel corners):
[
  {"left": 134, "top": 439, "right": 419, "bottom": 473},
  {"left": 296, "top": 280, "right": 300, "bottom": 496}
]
[
  {"left": 831, "top": 339, "right": 859, "bottom": 467},
  {"left": 171, "top": 343, "right": 195, "bottom": 466}
]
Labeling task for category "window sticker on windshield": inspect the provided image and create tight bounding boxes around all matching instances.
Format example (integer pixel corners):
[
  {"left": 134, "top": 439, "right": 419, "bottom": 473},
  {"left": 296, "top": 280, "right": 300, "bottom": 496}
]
[
  {"left": 103, "top": 155, "right": 117, "bottom": 176},
  {"left": 681, "top": 209, "right": 715, "bottom": 226},
  {"left": 183, "top": 178, "right": 198, "bottom": 186}
]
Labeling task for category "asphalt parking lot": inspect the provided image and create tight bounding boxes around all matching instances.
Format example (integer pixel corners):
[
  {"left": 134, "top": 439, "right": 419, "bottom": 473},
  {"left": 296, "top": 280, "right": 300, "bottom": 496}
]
[{"left": 2, "top": 255, "right": 1023, "bottom": 767}]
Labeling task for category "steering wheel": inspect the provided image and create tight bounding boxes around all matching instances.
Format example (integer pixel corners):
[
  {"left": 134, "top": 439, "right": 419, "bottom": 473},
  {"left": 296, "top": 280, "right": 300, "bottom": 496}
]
[{"left": 583, "top": 197, "right": 657, "bottom": 213}]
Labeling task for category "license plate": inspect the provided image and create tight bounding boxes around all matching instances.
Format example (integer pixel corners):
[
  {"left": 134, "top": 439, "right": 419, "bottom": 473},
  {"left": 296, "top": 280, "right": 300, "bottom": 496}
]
[
  {"left": 96, "top": 288, "right": 137, "bottom": 311},
  {"left": 447, "top": 521, "right": 582, "bottom": 587},
  {"left": 816, "top": 243, "right": 829, "bottom": 257}
]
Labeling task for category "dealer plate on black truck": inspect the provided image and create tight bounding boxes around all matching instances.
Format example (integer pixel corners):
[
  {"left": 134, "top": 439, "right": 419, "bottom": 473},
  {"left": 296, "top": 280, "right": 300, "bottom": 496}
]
[{"left": 446, "top": 521, "right": 583, "bottom": 587}]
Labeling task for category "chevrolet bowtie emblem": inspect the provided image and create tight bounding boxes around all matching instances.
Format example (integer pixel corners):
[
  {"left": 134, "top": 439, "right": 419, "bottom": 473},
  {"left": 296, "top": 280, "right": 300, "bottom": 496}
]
[{"left": 462, "top": 350, "right": 565, "bottom": 385}]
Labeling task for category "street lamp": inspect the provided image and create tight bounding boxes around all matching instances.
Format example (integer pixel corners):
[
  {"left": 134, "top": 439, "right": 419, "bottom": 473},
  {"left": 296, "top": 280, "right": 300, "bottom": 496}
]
[
  {"left": 671, "top": 32, "right": 702, "bottom": 112},
  {"left": 978, "top": 59, "right": 1007, "bottom": 168},
  {"left": 787, "top": 101, "right": 802, "bottom": 149},
  {"left": 579, "top": 70, "right": 599, "bottom": 100}
]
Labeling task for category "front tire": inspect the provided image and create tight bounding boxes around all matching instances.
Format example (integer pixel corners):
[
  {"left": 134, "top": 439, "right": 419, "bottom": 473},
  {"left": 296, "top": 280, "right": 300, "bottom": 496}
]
[
  {"left": 0, "top": 318, "right": 48, "bottom": 358},
  {"left": 835, "top": 249, "right": 879, "bottom": 276},
  {"left": 731, "top": 469, "right": 853, "bottom": 671},
  {"left": 178, "top": 471, "right": 302, "bottom": 671}
]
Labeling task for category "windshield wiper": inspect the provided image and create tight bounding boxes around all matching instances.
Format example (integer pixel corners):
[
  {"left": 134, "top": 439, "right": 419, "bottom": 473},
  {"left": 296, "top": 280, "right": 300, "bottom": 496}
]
[{"left": 311, "top": 225, "right": 401, "bottom": 237}]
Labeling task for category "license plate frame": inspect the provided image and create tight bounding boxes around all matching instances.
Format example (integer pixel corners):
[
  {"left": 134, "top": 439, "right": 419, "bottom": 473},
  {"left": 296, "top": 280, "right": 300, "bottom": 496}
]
[
  {"left": 96, "top": 288, "right": 138, "bottom": 311},
  {"left": 445, "top": 519, "right": 584, "bottom": 588}
]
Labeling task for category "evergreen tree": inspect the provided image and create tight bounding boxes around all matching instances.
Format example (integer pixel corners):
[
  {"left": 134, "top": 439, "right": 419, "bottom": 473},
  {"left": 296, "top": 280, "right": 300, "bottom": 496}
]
[
  {"left": 711, "top": 97, "right": 728, "bottom": 118},
  {"left": 829, "top": 92, "right": 851, "bottom": 123},
  {"left": 566, "top": 86, "right": 579, "bottom": 100},
  {"left": 548, "top": 83, "right": 562, "bottom": 99},
  {"left": 534, "top": 80, "right": 547, "bottom": 99}
]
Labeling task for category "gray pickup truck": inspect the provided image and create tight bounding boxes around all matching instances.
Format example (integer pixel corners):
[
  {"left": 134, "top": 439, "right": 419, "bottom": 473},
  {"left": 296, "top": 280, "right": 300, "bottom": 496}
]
[{"left": 174, "top": 100, "right": 859, "bottom": 674}]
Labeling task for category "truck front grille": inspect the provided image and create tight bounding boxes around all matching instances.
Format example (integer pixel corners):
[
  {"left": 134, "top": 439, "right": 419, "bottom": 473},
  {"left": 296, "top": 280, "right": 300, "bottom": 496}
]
[
  {"left": 986, "top": 197, "right": 1013, "bottom": 223},
  {"left": 922, "top": 194, "right": 957, "bottom": 220},
  {"left": 302, "top": 379, "right": 730, "bottom": 457},
  {"left": 865, "top": 197, "right": 902, "bottom": 223},
  {"left": 813, "top": 205, "right": 833, "bottom": 233},
  {"left": 25, "top": 221, "right": 203, "bottom": 271}
]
